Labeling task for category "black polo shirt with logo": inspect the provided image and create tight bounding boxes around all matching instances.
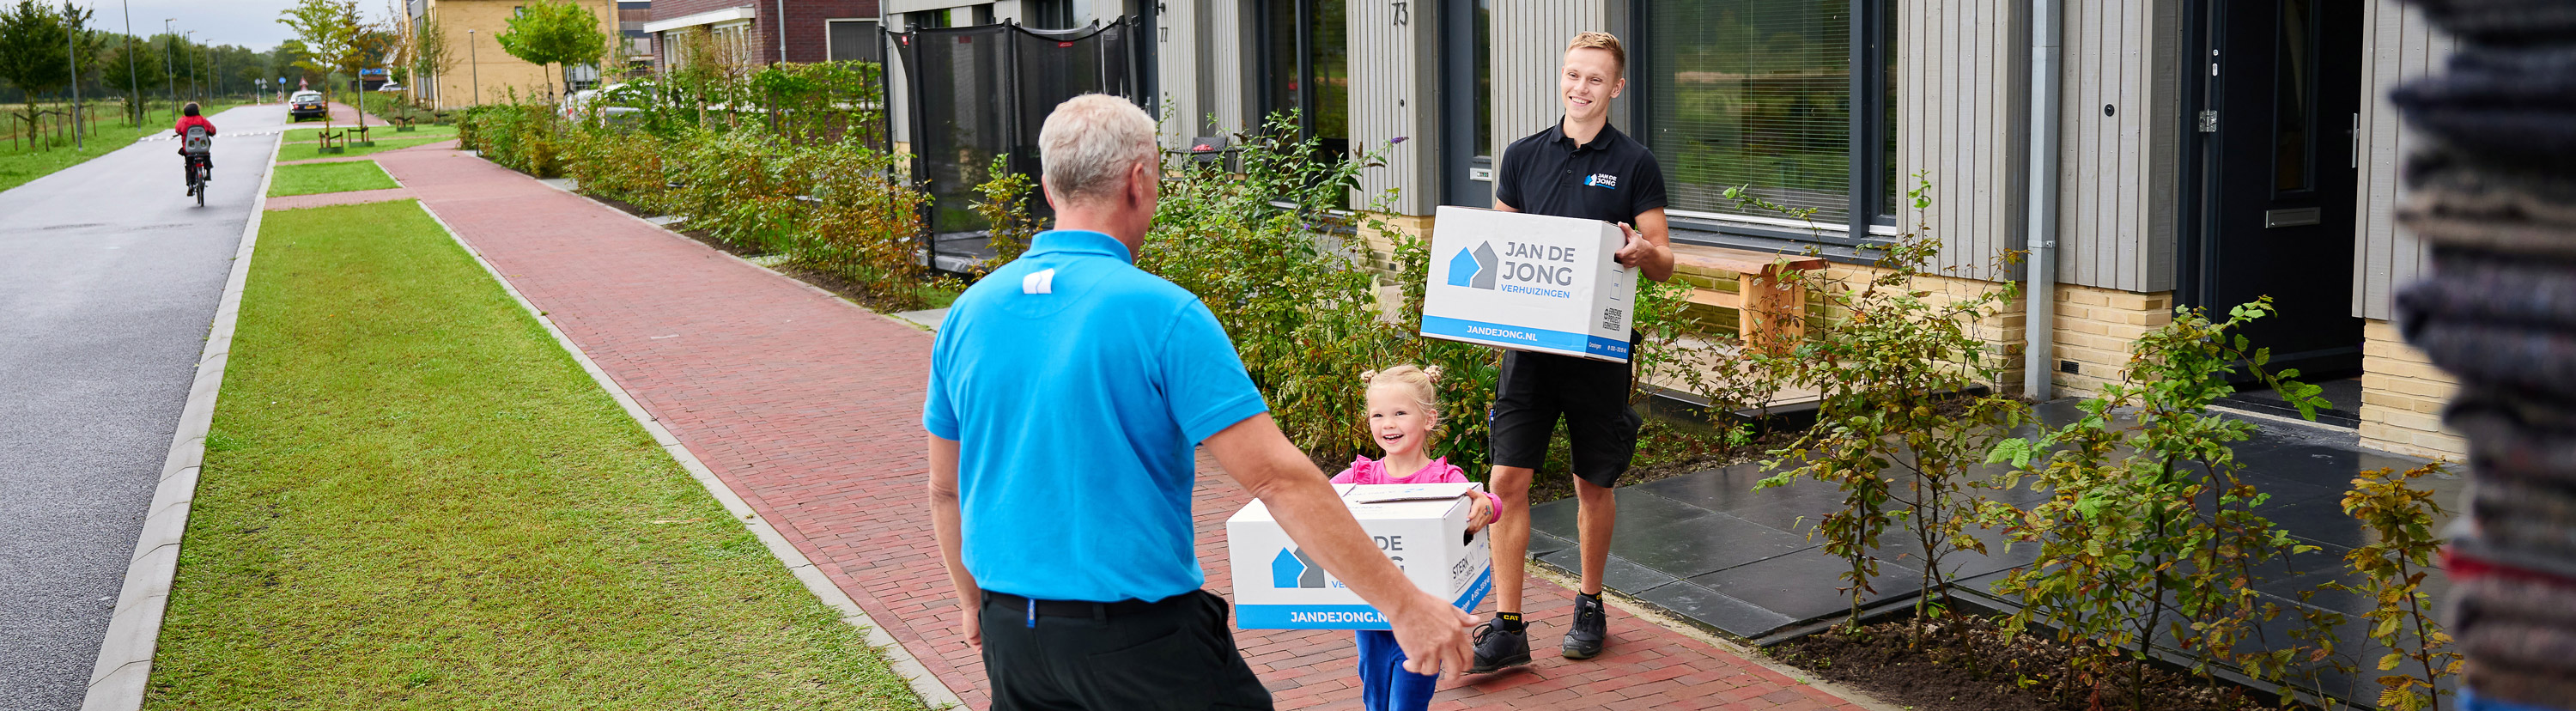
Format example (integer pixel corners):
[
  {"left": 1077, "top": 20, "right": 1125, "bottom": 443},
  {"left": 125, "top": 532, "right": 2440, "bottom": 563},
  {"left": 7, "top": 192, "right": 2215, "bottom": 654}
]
[
  {"left": 1485, "top": 120, "right": 1668, "bottom": 483},
  {"left": 1493, "top": 120, "right": 1668, "bottom": 224}
]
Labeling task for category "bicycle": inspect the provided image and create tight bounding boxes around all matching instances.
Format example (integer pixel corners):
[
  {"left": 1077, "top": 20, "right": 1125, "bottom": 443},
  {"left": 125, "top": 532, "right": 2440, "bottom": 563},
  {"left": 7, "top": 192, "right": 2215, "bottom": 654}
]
[{"left": 181, "top": 126, "right": 212, "bottom": 207}]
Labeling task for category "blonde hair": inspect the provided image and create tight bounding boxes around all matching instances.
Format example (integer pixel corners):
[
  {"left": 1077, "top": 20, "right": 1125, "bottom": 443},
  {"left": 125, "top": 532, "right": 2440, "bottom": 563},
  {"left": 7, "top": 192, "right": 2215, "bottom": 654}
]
[
  {"left": 1360, "top": 365, "right": 1446, "bottom": 425},
  {"left": 1566, "top": 31, "right": 1627, "bottom": 76},
  {"left": 1038, "top": 94, "right": 1159, "bottom": 208}
]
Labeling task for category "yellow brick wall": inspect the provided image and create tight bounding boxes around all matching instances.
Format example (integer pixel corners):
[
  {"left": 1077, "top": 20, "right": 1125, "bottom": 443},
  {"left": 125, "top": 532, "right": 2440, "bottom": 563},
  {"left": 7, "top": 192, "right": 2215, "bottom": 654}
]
[
  {"left": 425, "top": 0, "right": 622, "bottom": 110},
  {"left": 2358, "top": 319, "right": 2465, "bottom": 459},
  {"left": 1812, "top": 264, "right": 2029, "bottom": 392},
  {"left": 2044, "top": 286, "right": 2173, "bottom": 396}
]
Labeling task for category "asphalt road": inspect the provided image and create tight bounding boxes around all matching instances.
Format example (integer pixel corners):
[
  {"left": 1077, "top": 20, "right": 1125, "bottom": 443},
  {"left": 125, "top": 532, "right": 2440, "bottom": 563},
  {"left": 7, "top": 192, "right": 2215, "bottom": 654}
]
[{"left": 0, "top": 105, "right": 285, "bottom": 711}]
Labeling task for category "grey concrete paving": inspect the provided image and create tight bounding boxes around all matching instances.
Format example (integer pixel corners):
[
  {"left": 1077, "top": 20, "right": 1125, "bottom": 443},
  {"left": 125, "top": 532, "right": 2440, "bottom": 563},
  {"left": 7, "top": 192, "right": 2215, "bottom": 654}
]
[{"left": 0, "top": 104, "right": 283, "bottom": 711}]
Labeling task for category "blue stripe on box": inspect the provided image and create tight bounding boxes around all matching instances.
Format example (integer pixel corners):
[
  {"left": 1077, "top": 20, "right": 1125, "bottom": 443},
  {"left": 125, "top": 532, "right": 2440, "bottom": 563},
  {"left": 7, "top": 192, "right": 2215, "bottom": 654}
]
[
  {"left": 1421, "top": 315, "right": 1587, "bottom": 350},
  {"left": 1419, "top": 316, "right": 1629, "bottom": 362},
  {"left": 1238, "top": 568, "right": 1494, "bottom": 630},
  {"left": 1585, "top": 336, "right": 1631, "bottom": 359}
]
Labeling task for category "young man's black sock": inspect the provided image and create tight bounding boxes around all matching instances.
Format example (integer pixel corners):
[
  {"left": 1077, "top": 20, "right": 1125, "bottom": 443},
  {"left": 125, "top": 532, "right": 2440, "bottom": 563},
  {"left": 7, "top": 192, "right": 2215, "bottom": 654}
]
[
  {"left": 1578, "top": 592, "right": 1601, "bottom": 603},
  {"left": 1497, "top": 611, "right": 1524, "bottom": 631}
]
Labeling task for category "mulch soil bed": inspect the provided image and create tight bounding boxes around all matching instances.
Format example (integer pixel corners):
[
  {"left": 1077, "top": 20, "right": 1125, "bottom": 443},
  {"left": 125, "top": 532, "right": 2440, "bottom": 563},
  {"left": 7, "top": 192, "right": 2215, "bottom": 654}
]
[{"left": 1769, "top": 613, "right": 2306, "bottom": 711}]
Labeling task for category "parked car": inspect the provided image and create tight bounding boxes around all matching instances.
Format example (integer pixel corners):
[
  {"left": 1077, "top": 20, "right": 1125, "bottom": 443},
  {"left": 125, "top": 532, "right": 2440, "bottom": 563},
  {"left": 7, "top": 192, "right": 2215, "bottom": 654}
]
[
  {"left": 559, "top": 85, "right": 643, "bottom": 123},
  {"left": 374, "top": 82, "right": 404, "bottom": 93},
  {"left": 289, "top": 90, "right": 327, "bottom": 121}
]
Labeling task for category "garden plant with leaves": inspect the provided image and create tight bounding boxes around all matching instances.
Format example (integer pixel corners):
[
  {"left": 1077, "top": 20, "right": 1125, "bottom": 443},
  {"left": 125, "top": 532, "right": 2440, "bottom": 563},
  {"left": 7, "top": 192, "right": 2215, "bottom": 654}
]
[
  {"left": 1983, "top": 298, "right": 2333, "bottom": 709},
  {"left": 968, "top": 155, "right": 1039, "bottom": 273},
  {"left": 1758, "top": 178, "right": 2027, "bottom": 635},
  {"left": 2332, "top": 463, "right": 2458, "bottom": 711}
]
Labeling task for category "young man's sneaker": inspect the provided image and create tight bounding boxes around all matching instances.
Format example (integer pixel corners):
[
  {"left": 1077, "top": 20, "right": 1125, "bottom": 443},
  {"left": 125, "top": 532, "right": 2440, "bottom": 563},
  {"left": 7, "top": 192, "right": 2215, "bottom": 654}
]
[
  {"left": 1467, "top": 618, "right": 1531, "bottom": 673},
  {"left": 1563, "top": 593, "right": 1607, "bottom": 659}
]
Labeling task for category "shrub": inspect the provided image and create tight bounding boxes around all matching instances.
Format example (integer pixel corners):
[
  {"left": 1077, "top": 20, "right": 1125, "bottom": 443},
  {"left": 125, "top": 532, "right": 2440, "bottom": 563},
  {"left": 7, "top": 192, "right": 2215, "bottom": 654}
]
[
  {"left": 1758, "top": 177, "right": 2027, "bottom": 635},
  {"left": 560, "top": 124, "right": 672, "bottom": 212},
  {"left": 2333, "top": 463, "right": 2458, "bottom": 711},
  {"left": 1984, "top": 298, "right": 2333, "bottom": 708},
  {"left": 1136, "top": 114, "right": 1498, "bottom": 467},
  {"left": 967, "top": 155, "right": 1039, "bottom": 274},
  {"left": 785, "top": 137, "right": 936, "bottom": 307},
  {"left": 664, "top": 126, "right": 801, "bottom": 252},
  {"left": 457, "top": 103, "right": 565, "bottom": 177}
]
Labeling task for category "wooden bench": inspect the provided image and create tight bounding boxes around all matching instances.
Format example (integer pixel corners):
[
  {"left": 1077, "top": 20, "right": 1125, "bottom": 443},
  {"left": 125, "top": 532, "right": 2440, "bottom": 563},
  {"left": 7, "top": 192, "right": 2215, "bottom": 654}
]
[{"left": 1668, "top": 244, "right": 1829, "bottom": 356}]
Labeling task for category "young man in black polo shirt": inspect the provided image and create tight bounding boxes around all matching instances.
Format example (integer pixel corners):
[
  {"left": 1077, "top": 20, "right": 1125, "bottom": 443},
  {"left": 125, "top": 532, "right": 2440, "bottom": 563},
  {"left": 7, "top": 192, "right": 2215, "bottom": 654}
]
[{"left": 1469, "top": 31, "right": 1674, "bottom": 673}]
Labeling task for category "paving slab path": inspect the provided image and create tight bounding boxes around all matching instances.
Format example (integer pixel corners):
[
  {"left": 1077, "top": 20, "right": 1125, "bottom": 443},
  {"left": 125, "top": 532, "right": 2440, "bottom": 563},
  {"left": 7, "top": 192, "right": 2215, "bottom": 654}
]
[{"left": 371, "top": 144, "right": 1868, "bottom": 711}]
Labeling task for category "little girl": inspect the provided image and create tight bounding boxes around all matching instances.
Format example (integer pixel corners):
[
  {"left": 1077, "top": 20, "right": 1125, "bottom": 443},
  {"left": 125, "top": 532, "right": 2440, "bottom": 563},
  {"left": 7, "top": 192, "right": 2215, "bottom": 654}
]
[{"left": 1333, "top": 365, "right": 1499, "bottom": 711}]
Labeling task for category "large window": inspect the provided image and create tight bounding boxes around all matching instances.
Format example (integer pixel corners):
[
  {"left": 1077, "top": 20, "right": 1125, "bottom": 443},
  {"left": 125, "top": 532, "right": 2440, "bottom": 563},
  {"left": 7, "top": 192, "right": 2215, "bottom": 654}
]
[
  {"left": 1258, "top": 0, "right": 1347, "bottom": 158},
  {"left": 828, "top": 19, "right": 881, "bottom": 62},
  {"left": 1639, "top": 0, "right": 1896, "bottom": 230}
]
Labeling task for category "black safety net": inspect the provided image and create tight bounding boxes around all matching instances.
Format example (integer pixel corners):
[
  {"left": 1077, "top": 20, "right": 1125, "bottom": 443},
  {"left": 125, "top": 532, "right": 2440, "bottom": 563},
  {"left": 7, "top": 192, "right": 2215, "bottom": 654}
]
[{"left": 892, "top": 19, "right": 1143, "bottom": 271}]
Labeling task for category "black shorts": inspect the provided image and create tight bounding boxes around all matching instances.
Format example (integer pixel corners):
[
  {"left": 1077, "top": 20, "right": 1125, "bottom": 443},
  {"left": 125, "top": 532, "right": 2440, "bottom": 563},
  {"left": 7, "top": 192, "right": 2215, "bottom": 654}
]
[
  {"left": 1488, "top": 349, "right": 1642, "bottom": 489},
  {"left": 980, "top": 589, "right": 1273, "bottom": 711}
]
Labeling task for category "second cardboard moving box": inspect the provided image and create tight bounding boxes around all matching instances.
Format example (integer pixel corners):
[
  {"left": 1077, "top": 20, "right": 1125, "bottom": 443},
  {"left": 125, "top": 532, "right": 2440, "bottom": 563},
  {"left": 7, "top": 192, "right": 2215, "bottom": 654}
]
[{"left": 1227, "top": 483, "right": 1494, "bottom": 629}]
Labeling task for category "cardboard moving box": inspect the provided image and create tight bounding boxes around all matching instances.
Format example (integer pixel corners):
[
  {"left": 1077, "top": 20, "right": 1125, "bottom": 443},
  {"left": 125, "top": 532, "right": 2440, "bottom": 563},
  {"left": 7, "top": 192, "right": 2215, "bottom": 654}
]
[
  {"left": 1225, "top": 483, "right": 1493, "bottom": 629},
  {"left": 1421, "top": 205, "right": 1636, "bottom": 362}
]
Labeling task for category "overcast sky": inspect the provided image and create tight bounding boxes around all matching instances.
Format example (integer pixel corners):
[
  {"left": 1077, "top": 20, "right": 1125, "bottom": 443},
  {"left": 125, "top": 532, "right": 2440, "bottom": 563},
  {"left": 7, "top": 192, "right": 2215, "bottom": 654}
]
[{"left": 70, "top": 0, "right": 399, "bottom": 51}]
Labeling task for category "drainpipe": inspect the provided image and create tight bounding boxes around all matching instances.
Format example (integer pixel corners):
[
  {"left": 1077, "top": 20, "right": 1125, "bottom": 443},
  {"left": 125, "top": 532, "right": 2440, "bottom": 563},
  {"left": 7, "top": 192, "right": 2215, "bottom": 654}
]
[
  {"left": 2022, "top": 0, "right": 2063, "bottom": 401},
  {"left": 777, "top": 0, "right": 790, "bottom": 63}
]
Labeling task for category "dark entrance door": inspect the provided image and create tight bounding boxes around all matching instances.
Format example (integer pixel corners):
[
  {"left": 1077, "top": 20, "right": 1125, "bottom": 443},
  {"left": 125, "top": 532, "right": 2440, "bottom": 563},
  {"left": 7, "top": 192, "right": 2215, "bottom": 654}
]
[
  {"left": 1439, "top": 0, "right": 1493, "bottom": 207},
  {"left": 2181, "top": 0, "right": 2366, "bottom": 379}
]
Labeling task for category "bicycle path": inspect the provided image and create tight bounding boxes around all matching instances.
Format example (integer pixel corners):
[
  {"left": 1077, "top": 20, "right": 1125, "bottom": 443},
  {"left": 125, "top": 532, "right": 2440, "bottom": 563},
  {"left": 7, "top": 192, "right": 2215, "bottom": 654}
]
[
  {"left": 371, "top": 144, "right": 1868, "bottom": 711},
  {"left": 0, "top": 105, "right": 285, "bottom": 711}
]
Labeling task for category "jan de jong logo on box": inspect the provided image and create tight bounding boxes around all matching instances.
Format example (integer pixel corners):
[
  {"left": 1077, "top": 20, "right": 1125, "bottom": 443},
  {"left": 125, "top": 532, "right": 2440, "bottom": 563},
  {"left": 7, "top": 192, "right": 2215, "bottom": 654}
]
[
  {"left": 1447, "top": 241, "right": 1577, "bottom": 299},
  {"left": 1272, "top": 547, "right": 1326, "bottom": 588}
]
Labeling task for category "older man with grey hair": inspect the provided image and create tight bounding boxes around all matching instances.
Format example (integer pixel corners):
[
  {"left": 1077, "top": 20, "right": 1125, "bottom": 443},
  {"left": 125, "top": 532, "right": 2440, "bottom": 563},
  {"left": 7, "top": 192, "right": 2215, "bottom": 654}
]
[{"left": 925, "top": 94, "right": 1476, "bottom": 710}]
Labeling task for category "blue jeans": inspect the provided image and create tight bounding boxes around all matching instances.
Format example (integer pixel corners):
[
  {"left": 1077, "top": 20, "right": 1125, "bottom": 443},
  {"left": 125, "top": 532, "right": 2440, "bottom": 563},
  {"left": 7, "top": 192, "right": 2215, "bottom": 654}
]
[{"left": 1354, "top": 630, "right": 1438, "bottom": 711}]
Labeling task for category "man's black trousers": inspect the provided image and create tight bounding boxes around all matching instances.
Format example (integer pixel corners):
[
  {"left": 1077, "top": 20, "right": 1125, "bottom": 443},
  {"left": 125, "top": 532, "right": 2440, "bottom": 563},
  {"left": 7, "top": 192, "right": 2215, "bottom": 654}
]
[{"left": 979, "top": 589, "right": 1273, "bottom": 711}]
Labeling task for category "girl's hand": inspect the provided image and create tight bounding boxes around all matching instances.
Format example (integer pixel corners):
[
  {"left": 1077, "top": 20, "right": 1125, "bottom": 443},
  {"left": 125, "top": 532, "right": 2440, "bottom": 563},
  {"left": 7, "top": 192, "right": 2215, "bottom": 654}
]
[{"left": 1465, "top": 493, "right": 1494, "bottom": 533}]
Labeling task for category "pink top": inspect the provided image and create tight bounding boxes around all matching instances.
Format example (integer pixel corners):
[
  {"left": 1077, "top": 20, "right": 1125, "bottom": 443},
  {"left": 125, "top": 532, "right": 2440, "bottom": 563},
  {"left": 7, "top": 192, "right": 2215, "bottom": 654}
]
[{"left": 1331, "top": 456, "right": 1503, "bottom": 526}]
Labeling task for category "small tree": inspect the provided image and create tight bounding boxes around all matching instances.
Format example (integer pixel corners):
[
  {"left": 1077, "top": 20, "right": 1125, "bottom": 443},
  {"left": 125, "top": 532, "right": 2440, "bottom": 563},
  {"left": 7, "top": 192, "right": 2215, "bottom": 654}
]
[
  {"left": 494, "top": 0, "right": 605, "bottom": 101},
  {"left": 0, "top": 0, "right": 70, "bottom": 149},
  {"left": 280, "top": 0, "right": 356, "bottom": 101}
]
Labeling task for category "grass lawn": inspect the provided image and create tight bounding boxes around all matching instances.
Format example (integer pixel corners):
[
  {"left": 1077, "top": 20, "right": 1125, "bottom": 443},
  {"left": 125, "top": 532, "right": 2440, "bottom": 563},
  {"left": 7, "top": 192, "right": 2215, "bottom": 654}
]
[
  {"left": 277, "top": 135, "right": 453, "bottom": 161},
  {"left": 0, "top": 103, "right": 241, "bottom": 192},
  {"left": 284, "top": 124, "right": 458, "bottom": 143},
  {"left": 149, "top": 199, "right": 925, "bottom": 710},
  {"left": 267, "top": 161, "right": 400, "bottom": 197}
]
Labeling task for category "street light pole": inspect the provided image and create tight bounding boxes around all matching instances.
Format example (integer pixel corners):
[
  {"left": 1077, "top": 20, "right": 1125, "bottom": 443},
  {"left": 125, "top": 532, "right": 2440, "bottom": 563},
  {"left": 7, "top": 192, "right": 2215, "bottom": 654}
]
[
  {"left": 119, "top": 0, "right": 137, "bottom": 125},
  {"left": 467, "top": 28, "right": 478, "bottom": 106},
  {"left": 161, "top": 18, "right": 173, "bottom": 107},
  {"left": 64, "top": 2, "right": 81, "bottom": 149}
]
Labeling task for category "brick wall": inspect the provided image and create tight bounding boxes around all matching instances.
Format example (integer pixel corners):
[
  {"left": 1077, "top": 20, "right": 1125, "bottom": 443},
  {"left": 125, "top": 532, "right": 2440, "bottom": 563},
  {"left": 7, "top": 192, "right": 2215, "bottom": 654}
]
[
  {"left": 2045, "top": 286, "right": 2172, "bottom": 396},
  {"left": 2358, "top": 319, "right": 2466, "bottom": 459},
  {"left": 653, "top": 0, "right": 878, "bottom": 64},
  {"left": 426, "top": 0, "right": 620, "bottom": 109}
]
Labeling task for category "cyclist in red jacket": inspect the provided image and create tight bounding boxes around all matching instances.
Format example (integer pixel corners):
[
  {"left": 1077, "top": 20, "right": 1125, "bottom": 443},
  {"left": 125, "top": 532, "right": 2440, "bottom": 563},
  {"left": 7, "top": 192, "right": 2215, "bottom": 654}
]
[{"left": 173, "top": 102, "right": 216, "bottom": 191}]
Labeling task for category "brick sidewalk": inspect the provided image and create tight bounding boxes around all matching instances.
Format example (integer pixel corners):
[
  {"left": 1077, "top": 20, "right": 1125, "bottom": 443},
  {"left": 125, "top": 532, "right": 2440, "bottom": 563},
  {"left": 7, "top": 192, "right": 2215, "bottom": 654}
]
[{"left": 370, "top": 146, "right": 1867, "bottom": 711}]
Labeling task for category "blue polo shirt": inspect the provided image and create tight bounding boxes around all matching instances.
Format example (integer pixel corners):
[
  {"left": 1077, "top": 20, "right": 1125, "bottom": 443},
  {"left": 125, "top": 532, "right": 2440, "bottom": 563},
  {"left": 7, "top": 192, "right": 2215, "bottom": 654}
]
[{"left": 923, "top": 229, "right": 1269, "bottom": 603}]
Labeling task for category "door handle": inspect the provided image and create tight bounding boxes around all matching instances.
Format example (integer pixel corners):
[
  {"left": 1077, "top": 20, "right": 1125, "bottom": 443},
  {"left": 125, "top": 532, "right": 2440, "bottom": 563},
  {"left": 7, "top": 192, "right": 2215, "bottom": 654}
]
[{"left": 2350, "top": 112, "right": 2360, "bottom": 169}]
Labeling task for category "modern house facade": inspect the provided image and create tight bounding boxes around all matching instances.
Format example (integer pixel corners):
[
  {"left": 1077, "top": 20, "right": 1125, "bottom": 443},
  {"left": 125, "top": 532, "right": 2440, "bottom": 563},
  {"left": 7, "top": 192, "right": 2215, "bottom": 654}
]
[
  {"left": 860, "top": 0, "right": 2464, "bottom": 459},
  {"left": 411, "top": 0, "right": 623, "bottom": 108},
  {"left": 646, "top": 0, "right": 884, "bottom": 69},
  {"left": 619, "top": 0, "right": 657, "bottom": 70}
]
